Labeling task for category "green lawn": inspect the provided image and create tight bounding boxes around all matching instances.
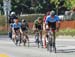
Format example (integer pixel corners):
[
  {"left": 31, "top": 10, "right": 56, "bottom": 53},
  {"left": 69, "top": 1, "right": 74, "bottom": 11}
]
[
  {"left": 56, "top": 29, "right": 75, "bottom": 36},
  {"left": 0, "top": 31, "right": 8, "bottom": 35},
  {"left": 0, "top": 29, "right": 75, "bottom": 36}
]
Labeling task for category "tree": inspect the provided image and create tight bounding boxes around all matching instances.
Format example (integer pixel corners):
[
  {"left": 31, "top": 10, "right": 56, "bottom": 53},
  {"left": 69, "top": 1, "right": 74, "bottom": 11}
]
[
  {"left": 64, "top": 0, "right": 75, "bottom": 10},
  {"left": 49, "top": 0, "right": 60, "bottom": 14}
]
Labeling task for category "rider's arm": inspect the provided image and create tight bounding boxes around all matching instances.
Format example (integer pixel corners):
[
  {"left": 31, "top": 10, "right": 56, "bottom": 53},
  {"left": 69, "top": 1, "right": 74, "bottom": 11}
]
[
  {"left": 57, "top": 21, "right": 60, "bottom": 29},
  {"left": 12, "top": 27, "right": 15, "bottom": 34},
  {"left": 20, "top": 28, "right": 23, "bottom": 34},
  {"left": 19, "top": 22, "right": 23, "bottom": 34},
  {"left": 12, "top": 24, "right": 15, "bottom": 33},
  {"left": 56, "top": 16, "right": 60, "bottom": 30},
  {"left": 45, "top": 16, "right": 49, "bottom": 30},
  {"left": 33, "top": 20, "right": 38, "bottom": 30}
]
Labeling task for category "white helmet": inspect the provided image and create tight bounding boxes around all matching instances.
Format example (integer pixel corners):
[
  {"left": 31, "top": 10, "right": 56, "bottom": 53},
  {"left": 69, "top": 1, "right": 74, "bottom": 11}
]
[{"left": 10, "top": 12, "right": 15, "bottom": 15}]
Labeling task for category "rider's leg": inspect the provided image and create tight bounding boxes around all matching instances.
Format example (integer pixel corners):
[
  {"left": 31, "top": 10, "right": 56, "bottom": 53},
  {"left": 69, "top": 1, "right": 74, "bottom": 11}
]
[
  {"left": 19, "top": 32, "right": 22, "bottom": 44},
  {"left": 39, "top": 31, "right": 43, "bottom": 47},
  {"left": 35, "top": 31, "right": 38, "bottom": 43},
  {"left": 43, "top": 30, "right": 48, "bottom": 48},
  {"left": 12, "top": 33, "right": 16, "bottom": 42},
  {"left": 53, "top": 31, "right": 56, "bottom": 52},
  {"left": 22, "top": 31, "right": 29, "bottom": 45},
  {"left": 24, "top": 32, "right": 29, "bottom": 41},
  {"left": 53, "top": 31, "right": 56, "bottom": 47}
]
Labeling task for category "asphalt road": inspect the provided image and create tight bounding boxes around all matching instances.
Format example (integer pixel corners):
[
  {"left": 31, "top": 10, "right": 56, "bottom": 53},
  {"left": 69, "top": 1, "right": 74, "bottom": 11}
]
[{"left": 0, "top": 35, "right": 75, "bottom": 57}]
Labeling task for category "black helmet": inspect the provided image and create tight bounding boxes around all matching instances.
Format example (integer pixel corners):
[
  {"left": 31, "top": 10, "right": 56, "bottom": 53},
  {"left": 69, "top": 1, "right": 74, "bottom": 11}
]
[{"left": 50, "top": 10, "right": 55, "bottom": 16}]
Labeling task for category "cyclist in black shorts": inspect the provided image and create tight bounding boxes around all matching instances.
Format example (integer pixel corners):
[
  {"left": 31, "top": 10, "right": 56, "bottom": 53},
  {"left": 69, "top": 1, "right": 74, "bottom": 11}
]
[
  {"left": 33, "top": 17, "right": 43, "bottom": 47},
  {"left": 45, "top": 10, "right": 60, "bottom": 52},
  {"left": 21, "top": 19, "right": 29, "bottom": 41}
]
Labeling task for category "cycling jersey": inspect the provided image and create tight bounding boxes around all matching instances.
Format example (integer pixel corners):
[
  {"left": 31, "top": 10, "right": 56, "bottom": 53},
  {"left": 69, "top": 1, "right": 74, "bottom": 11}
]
[
  {"left": 12, "top": 22, "right": 21, "bottom": 30},
  {"left": 34, "top": 19, "right": 42, "bottom": 30},
  {"left": 21, "top": 22, "right": 29, "bottom": 31},
  {"left": 46, "top": 15, "right": 60, "bottom": 30},
  {"left": 43, "top": 15, "right": 46, "bottom": 22}
]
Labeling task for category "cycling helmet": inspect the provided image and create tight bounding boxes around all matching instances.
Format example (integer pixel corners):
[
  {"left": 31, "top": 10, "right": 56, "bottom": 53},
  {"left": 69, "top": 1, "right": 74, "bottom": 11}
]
[
  {"left": 50, "top": 10, "right": 55, "bottom": 16},
  {"left": 10, "top": 12, "right": 15, "bottom": 15}
]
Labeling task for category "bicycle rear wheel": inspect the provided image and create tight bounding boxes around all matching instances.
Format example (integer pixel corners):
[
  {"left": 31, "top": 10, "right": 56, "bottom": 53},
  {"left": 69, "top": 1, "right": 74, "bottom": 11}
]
[
  {"left": 35, "top": 33, "right": 39, "bottom": 48},
  {"left": 52, "top": 32, "right": 56, "bottom": 53},
  {"left": 15, "top": 35, "right": 20, "bottom": 46}
]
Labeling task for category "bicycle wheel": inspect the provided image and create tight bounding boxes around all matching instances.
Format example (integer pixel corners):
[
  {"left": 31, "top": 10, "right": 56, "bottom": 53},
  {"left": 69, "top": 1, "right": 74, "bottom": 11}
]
[
  {"left": 47, "top": 30, "right": 53, "bottom": 52},
  {"left": 35, "top": 32, "right": 39, "bottom": 48},
  {"left": 47, "top": 39, "right": 52, "bottom": 52},
  {"left": 22, "top": 35, "right": 26, "bottom": 46},
  {"left": 27, "top": 38, "right": 29, "bottom": 47},
  {"left": 47, "top": 42, "right": 50, "bottom": 51},
  {"left": 19, "top": 33, "right": 22, "bottom": 45},
  {"left": 52, "top": 32, "right": 56, "bottom": 53},
  {"left": 23, "top": 39, "right": 26, "bottom": 46},
  {"left": 15, "top": 35, "right": 19, "bottom": 46}
]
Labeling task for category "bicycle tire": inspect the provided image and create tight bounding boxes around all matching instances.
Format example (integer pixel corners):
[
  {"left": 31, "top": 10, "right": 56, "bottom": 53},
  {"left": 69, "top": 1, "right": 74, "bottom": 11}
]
[
  {"left": 47, "top": 30, "right": 56, "bottom": 53},
  {"left": 35, "top": 32, "right": 39, "bottom": 48}
]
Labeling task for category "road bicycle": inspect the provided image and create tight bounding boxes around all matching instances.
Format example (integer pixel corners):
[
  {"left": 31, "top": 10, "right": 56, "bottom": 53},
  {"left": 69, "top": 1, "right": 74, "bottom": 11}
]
[{"left": 46, "top": 28, "right": 56, "bottom": 53}]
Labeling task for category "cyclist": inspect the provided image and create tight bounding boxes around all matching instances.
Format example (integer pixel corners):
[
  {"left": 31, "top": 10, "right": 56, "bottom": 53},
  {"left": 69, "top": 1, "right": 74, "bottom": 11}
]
[
  {"left": 33, "top": 17, "right": 43, "bottom": 47},
  {"left": 43, "top": 11, "right": 50, "bottom": 48},
  {"left": 12, "top": 19, "right": 22, "bottom": 43},
  {"left": 45, "top": 10, "right": 60, "bottom": 50},
  {"left": 21, "top": 19, "right": 29, "bottom": 45},
  {"left": 8, "top": 12, "right": 18, "bottom": 38},
  {"left": 21, "top": 19, "right": 29, "bottom": 32}
]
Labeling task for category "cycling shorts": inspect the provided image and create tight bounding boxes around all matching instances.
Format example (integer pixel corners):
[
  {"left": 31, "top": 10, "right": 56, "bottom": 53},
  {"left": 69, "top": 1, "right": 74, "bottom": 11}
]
[
  {"left": 14, "top": 27, "right": 20, "bottom": 32},
  {"left": 35, "top": 24, "right": 42, "bottom": 30}
]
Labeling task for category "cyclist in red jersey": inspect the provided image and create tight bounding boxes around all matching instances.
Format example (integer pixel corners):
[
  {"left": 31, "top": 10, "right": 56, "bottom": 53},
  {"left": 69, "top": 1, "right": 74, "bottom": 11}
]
[{"left": 43, "top": 11, "right": 50, "bottom": 48}]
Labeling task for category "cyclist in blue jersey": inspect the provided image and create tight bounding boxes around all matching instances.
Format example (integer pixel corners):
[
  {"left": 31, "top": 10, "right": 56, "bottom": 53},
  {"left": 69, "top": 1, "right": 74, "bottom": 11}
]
[
  {"left": 12, "top": 19, "right": 22, "bottom": 42},
  {"left": 45, "top": 10, "right": 60, "bottom": 31},
  {"left": 8, "top": 12, "right": 18, "bottom": 38},
  {"left": 45, "top": 11, "right": 60, "bottom": 50}
]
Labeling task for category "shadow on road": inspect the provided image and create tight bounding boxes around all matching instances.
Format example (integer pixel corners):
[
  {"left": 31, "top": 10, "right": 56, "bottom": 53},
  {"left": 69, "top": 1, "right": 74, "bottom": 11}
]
[{"left": 56, "top": 49, "right": 75, "bottom": 53}]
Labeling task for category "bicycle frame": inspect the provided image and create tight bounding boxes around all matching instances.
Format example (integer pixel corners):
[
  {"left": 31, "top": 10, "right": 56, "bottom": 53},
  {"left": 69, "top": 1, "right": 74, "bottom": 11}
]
[
  {"left": 13, "top": 30, "right": 21, "bottom": 46},
  {"left": 21, "top": 31, "right": 29, "bottom": 46},
  {"left": 35, "top": 30, "right": 43, "bottom": 48}
]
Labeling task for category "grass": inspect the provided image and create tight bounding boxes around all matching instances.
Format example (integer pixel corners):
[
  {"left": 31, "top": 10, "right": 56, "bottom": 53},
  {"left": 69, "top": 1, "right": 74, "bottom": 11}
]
[
  {"left": 28, "top": 29, "right": 75, "bottom": 36},
  {"left": 56, "top": 29, "right": 75, "bottom": 36},
  {"left": 0, "top": 30, "right": 8, "bottom": 35}
]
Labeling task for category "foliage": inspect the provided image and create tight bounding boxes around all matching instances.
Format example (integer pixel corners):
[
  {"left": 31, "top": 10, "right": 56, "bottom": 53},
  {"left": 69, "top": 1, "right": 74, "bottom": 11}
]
[
  {"left": 64, "top": 0, "right": 75, "bottom": 10},
  {"left": 0, "top": 0, "right": 74, "bottom": 15}
]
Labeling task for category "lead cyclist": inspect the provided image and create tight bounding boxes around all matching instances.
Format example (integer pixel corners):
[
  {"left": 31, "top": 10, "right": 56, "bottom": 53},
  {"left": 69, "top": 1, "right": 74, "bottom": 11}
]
[{"left": 45, "top": 10, "right": 60, "bottom": 51}]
